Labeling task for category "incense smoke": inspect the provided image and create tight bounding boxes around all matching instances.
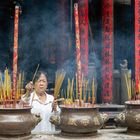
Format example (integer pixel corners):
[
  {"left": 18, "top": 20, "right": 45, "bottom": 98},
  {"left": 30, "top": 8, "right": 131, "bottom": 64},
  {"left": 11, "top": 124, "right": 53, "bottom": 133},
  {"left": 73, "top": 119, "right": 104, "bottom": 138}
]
[
  {"left": 0, "top": 0, "right": 134, "bottom": 97},
  {"left": 17, "top": 1, "right": 71, "bottom": 83}
]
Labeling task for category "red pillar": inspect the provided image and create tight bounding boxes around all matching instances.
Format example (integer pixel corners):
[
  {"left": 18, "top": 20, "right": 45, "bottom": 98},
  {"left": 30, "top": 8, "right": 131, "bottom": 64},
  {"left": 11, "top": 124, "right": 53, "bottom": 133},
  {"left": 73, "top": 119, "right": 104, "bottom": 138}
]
[
  {"left": 135, "top": 0, "right": 140, "bottom": 91},
  {"left": 79, "top": 0, "right": 89, "bottom": 76},
  {"left": 101, "top": 0, "right": 113, "bottom": 103}
]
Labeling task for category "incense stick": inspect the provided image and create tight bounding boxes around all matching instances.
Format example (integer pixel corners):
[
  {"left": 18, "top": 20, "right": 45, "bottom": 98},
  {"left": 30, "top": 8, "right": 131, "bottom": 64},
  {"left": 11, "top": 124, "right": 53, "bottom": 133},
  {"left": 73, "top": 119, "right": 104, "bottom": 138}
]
[
  {"left": 54, "top": 70, "right": 66, "bottom": 99},
  {"left": 30, "top": 64, "right": 40, "bottom": 106},
  {"left": 124, "top": 73, "right": 131, "bottom": 100},
  {"left": 32, "top": 64, "right": 40, "bottom": 82}
]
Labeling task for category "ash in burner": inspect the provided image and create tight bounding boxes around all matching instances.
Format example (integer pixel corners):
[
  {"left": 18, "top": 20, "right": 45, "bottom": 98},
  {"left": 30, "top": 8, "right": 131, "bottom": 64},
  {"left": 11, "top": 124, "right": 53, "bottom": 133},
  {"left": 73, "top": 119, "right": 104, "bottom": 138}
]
[{"left": 60, "top": 99, "right": 96, "bottom": 108}]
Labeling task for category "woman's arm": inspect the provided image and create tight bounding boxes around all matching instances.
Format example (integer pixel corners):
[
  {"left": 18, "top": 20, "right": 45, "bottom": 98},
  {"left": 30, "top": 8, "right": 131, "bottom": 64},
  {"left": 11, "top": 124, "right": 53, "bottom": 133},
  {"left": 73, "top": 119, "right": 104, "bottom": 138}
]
[{"left": 21, "top": 81, "right": 34, "bottom": 103}]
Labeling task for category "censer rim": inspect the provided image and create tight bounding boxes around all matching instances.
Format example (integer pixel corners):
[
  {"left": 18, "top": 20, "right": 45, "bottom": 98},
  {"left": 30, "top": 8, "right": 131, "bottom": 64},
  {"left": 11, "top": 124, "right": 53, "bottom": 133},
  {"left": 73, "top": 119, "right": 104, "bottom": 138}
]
[
  {"left": 0, "top": 106, "right": 31, "bottom": 110},
  {"left": 59, "top": 104, "right": 99, "bottom": 109},
  {"left": 125, "top": 100, "right": 140, "bottom": 105}
]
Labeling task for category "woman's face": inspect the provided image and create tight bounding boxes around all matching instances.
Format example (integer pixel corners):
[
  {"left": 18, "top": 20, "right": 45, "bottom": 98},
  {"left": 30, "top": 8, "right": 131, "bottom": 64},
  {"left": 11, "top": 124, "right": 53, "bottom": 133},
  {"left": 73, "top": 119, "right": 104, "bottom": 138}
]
[{"left": 34, "top": 73, "right": 48, "bottom": 94}]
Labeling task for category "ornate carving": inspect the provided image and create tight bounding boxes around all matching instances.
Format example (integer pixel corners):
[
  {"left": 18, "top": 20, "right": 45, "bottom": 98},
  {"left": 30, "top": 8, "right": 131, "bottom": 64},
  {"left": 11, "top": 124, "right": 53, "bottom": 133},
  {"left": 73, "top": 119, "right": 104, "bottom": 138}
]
[
  {"left": 67, "top": 118, "right": 77, "bottom": 126},
  {"left": 80, "top": 119, "right": 90, "bottom": 126},
  {"left": 135, "top": 114, "right": 140, "bottom": 123}
]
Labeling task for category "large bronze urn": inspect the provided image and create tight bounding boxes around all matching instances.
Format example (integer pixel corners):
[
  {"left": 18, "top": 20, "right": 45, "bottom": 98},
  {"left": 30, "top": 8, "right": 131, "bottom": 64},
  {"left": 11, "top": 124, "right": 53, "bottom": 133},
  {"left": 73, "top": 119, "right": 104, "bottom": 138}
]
[
  {"left": 50, "top": 105, "right": 108, "bottom": 136},
  {"left": 0, "top": 106, "right": 41, "bottom": 138},
  {"left": 115, "top": 100, "right": 140, "bottom": 133}
]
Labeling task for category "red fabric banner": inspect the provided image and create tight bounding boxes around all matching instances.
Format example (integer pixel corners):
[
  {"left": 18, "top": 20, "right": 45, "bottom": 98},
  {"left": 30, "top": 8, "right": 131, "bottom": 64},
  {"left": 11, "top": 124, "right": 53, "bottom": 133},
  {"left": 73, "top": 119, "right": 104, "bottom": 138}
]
[
  {"left": 13, "top": 6, "right": 20, "bottom": 100},
  {"left": 79, "top": 0, "right": 88, "bottom": 76},
  {"left": 135, "top": 0, "right": 140, "bottom": 90},
  {"left": 102, "top": 0, "right": 113, "bottom": 103}
]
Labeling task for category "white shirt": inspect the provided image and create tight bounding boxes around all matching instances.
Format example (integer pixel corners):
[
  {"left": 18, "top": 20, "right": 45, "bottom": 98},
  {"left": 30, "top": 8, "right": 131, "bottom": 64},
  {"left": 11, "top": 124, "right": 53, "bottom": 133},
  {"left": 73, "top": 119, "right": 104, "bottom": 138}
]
[{"left": 22, "top": 91, "right": 57, "bottom": 134}]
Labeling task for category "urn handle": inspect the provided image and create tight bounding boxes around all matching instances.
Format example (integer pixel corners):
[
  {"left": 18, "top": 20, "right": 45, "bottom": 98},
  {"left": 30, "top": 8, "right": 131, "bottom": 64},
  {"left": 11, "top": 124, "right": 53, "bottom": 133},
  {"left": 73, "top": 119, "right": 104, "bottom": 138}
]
[
  {"left": 100, "top": 113, "right": 109, "bottom": 123},
  {"left": 49, "top": 113, "right": 60, "bottom": 126},
  {"left": 33, "top": 113, "right": 42, "bottom": 126},
  {"left": 114, "top": 112, "right": 126, "bottom": 126}
]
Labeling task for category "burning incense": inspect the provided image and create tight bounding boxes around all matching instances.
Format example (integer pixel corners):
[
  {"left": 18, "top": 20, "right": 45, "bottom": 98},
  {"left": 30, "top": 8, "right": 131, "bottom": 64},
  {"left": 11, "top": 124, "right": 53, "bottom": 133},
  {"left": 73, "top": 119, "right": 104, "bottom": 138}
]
[
  {"left": 16, "top": 72, "right": 24, "bottom": 100},
  {"left": 66, "top": 78, "right": 74, "bottom": 101},
  {"left": 66, "top": 78, "right": 70, "bottom": 99},
  {"left": 74, "top": 3, "right": 82, "bottom": 102},
  {"left": 70, "top": 78, "right": 74, "bottom": 100},
  {"left": 62, "top": 75, "right": 97, "bottom": 107},
  {"left": 2, "top": 69, "right": 12, "bottom": 100},
  {"left": 131, "top": 80, "right": 135, "bottom": 98},
  {"left": 54, "top": 70, "right": 66, "bottom": 99},
  {"left": 0, "top": 73, "right": 5, "bottom": 101},
  {"left": 83, "top": 79, "right": 88, "bottom": 102},
  {"left": 30, "top": 64, "right": 40, "bottom": 106},
  {"left": 92, "top": 77, "right": 95, "bottom": 104},
  {"left": 0, "top": 69, "right": 25, "bottom": 107},
  {"left": 80, "top": 73, "right": 83, "bottom": 100},
  {"left": 32, "top": 64, "right": 40, "bottom": 82},
  {"left": 21, "top": 72, "right": 24, "bottom": 89},
  {"left": 75, "top": 73, "right": 78, "bottom": 99},
  {"left": 52, "top": 70, "right": 66, "bottom": 112},
  {"left": 124, "top": 73, "right": 131, "bottom": 100},
  {"left": 13, "top": 5, "right": 20, "bottom": 103},
  {"left": 16, "top": 73, "right": 21, "bottom": 99}
]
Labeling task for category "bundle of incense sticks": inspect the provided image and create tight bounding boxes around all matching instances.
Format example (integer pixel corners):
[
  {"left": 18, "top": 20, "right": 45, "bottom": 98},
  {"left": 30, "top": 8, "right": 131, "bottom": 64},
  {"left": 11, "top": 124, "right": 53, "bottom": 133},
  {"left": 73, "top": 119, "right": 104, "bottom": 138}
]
[
  {"left": 124, "top": 72, "right": 140, "bottom": 100},
  {"left": 134, "top": 77, "right": 140, "bottom": 100},
  {"left": 124, "top": 72, "right": 132, "bottom": 100},
  {"left": 83, "top": 79, "right": 88, "bottom": 102},
  {"left": 0, "top": 69, "right": 24, "bottom": 105},
  {"left": 54, "top": 70, "right": 66, "bottom": 99},
  {"left": 131, "top": 79, "right": 136, "bottom": 99},
  {"left": 63, "top": 75, "right": 96, "bottom": 106},
  {"left": 16, "top": 71, "right": 24, "bottom": 100},
  {"left": 66, "top": 78, "right": 74, "bottom": 101},
  {"left": 91, "top": 77, "right": 95, "bottom": 104}
]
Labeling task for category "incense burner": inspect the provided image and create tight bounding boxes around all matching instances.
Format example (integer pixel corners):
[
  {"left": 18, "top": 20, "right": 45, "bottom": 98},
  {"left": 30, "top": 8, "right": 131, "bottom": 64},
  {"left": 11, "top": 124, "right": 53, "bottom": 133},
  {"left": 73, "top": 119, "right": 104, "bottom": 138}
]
[
  {"left": 50, "top": 105, "right": 108, "bottom": 136},
  {"left": 0, "top": 106, "right": 41, "bottom": 138},
  {"left": 115, "top": 100, "right": 140, "bottom": 133}
]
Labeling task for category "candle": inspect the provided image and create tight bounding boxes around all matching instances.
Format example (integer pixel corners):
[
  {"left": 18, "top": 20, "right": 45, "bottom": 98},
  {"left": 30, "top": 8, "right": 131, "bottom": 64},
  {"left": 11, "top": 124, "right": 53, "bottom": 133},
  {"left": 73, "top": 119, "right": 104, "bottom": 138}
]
[
  {"left": 74, "top": 3, "right": 82, "bottom": 102},
  {"left": 13, "top": 5, "right": 20, "bottom": 103}
]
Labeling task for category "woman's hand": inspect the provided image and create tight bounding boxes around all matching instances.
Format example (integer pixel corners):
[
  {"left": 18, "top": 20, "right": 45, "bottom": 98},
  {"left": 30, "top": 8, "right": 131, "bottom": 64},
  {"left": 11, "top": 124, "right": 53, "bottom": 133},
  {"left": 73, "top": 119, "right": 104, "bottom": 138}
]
[
  {"left": 25, "top": 81, "right": 34, "bottom": 93},
  {"left": 52, "top": 99, "right": 58, "bottom": 112}
]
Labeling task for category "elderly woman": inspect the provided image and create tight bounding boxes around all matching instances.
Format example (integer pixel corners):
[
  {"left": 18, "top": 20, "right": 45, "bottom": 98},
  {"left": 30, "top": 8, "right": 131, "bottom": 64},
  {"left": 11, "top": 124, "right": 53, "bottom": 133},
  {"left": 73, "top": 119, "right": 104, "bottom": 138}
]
[{"left": 22, "top": 71, "right": 59, "bottom": 134}]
